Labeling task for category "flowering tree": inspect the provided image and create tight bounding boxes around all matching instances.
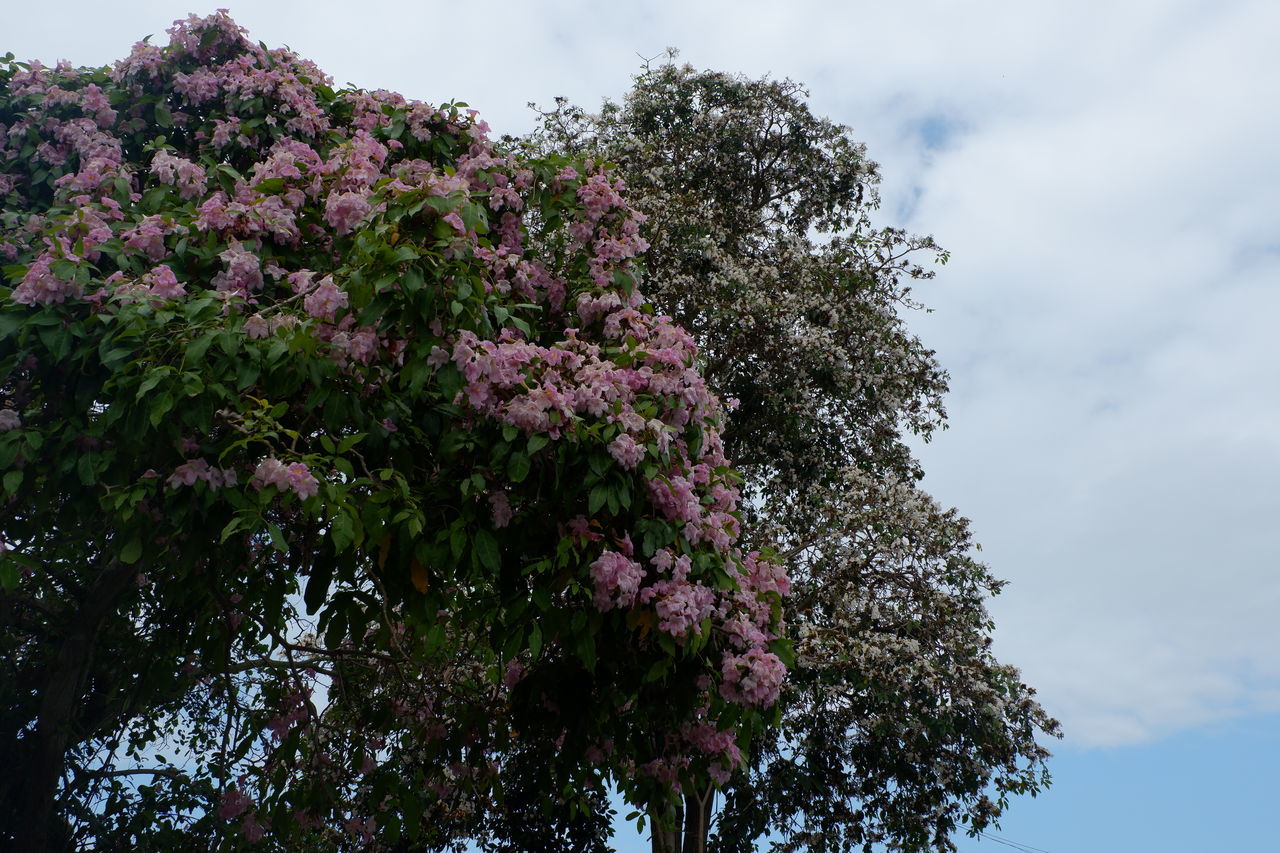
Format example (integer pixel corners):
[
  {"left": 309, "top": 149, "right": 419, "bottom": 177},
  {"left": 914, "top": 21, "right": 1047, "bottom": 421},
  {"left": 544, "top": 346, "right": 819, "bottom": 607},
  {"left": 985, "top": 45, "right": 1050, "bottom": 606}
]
[
  {"left": 0, "top": 17, "right": 789, "bottom": 851},
  {"left": 523, "top": 59, "right": 1061, "bottom": 852}
]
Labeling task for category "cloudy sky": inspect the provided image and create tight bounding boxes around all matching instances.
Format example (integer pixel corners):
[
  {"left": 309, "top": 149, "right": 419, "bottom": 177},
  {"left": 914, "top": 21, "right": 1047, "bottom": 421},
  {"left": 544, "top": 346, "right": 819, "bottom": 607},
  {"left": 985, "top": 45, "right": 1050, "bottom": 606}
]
[{"left": 8, "top": 1, "right": 1278, "bottom": 850}]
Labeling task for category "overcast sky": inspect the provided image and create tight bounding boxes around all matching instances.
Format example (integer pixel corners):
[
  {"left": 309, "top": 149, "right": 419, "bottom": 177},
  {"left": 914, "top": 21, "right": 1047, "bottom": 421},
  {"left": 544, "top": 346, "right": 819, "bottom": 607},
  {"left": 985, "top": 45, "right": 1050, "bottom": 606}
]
[{"left": 8, "top": 2, "right": 1278, "bottom": 850}]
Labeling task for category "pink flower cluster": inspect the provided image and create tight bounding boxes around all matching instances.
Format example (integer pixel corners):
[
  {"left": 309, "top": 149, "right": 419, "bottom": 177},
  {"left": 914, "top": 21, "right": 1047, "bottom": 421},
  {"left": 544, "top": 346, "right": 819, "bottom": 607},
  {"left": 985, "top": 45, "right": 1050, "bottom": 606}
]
[
  {"left": 682, "top": 721, "right": 744, "bottom": 785},
  {"left": 122, "top": 216, "right": 183, "bottom": 262},
  {"left": 265, "top": 689, "right": 311, "bottom": 741},
  {"left": 150, "top": 150, "right": 207, "bottom": 199},
  {"left": 323, "top": 191, "right": 371, "bottom": 234},
  {"left": 302, "top": 276, "right": 348, "bottom": 320},
  {"left": 217, "top": 787, "right": 254, "bottom": 821},
  {"left": 639, "top": 577, "right": 716, "bottom": 638},
  {"left": 166, "top": 458, "right": 238, "bottom": 490},
  {"left": 719, "top": 647, "right": 787, "bottom": 708},
  {"left": 489, "top": 491, "right": 514, "bottom": 528},
  {"left": 607, "top": 433, "right": 644, "bottom": 469},
  {"left": 141, "top": 265, "right": 185, "bottom": 300},
  {"left": 251, "top": 458, "right": 319, "bottom": 500},
  {"left": 589, "top": 550, "right": 645, "bottom": 611},
  {"left": 216, "top": 785, "right": 264, "bottom": 842},
  {"left": 211, "top": 242, "right": 265, "bottom": 294},
  {"left": 10, "top": 256, "right": 80, "bottom": 306}
]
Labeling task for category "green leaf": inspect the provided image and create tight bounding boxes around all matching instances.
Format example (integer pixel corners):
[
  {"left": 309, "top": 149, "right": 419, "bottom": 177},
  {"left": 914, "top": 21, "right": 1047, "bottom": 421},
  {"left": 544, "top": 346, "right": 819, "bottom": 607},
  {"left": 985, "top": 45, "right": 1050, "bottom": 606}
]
[
  {"left": 588, "top": 453, "right": 609, "bottom": 477},
  {"left": 266, "top": 523, "right": 288, "bottom": 552},
  {"left": 576, "top": 632, "right": 596, "bottom": 670},
  {"left": 507, "top": 451, "right": 531, "bottom": 483},
  {"left": 119, "top": 538, "right": 142, "bottom": 564},
  {"left": 219, "top": 516, "right": 245, "bottom": 543},
  {"left": 588, "top": 483, "right": 608, "bottom": 515},
  {"left": 254, "top": 177, "right": 286, "bottom": 194},
  {"left": 76, "top": 452, "right": 95, "bottom": 486},
  {"left": 304, "top": 559, "right": 333, "bottom": 615},
  {"left": 425, "top": 622, "right": 446, "bottom": 653},
  {"left": 2, "top": 469, "right": 21, "bottom": 494},
  {"left": 473, "top": 528, "right": 500, "bottom": 571},
  {"left": 532, "top": 586, "right": 551, "bottom": 611},
  {"left": 527, "top": 433, "right": 549, "bottom": 454},
  {"left": 148, "top": 393, "right": 174, "bottom": 427},
  {"left": 0, "top": 312, "right": 23, "bottom": 340},
  {"left": 331, "top": 512, "right": 356, "bottom": 552},
  {"left": 336, "top": 433, "right": 366, "bottom": 454},
  {"left": 324, "top": 608, "right": 347, "bottom": 648},
  {"left": 769, "top": 637, "right": 796, "bottom": 668},
  {"left": 425, "top": 195, "right": 458, "bottom": 215},
  {"left": 0, "top": 560, "right": 17, "bottom": 593}
]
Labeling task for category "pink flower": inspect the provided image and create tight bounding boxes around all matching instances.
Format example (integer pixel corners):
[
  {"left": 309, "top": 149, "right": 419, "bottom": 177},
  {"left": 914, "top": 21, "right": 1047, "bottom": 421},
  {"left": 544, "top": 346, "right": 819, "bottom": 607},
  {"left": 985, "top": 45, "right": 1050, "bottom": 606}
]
[
  {"left": 343, "top": 815, "right": 376, "bottom": 843},
  {"left": 211, "top": 243, "right": 264, "bottom": 294},
  {"left": 323, "top": 190, "right": 371, "bottom": 234},
  {"left": 589, "top": 550, "right": 645, "bottom": 612},
  {"left": 303, "top": 276, "right": 347, "bottom": 320},
  {"left": 607, "top": 433, "right": 644, "bottom": 470},
  {"left": 217, "top": 788, "right": 252, "bottom": 821},
  {"left": 243, "top": 314, "right": 270, "bottom": 339},
  {"left": 166, "top": 458, "right": 236, "bottom": 490},
  {"left": 719, "top": 648, "right": 786, "bottom": 708},
  {"left": 0, "top": 410, "right": 19, "bottom": 432},
  {"left": 144, "top": 265, "right": 185, "bottom": 300},
  {"left": 240, "top": 813, "right": 265, "bottom": 843},
  {"left": 211, "top": 118, "right": 241, "bottom": 148},
  {"left": 11, "top": 255, "right": 80, "bottom": 306},
  {"left": 284, "top": 462, "right": 319, "bottom": 499},
  {"left": 504, "top": 659, "right": 526, "bottom": 689},
  {"left": 166, "top": 458, "right": 210, "bottom": 488},
  {"left": 638, "top": 579, "right": 716, "bottom": 638},
  {"left": 489, "top": 490, "right": 514, "bottom": 528},
  {"left": 252, "top": 457, "right": 319, "bottom": 500},
  {"left": 344, "top": 328, "right": 378, "bottom": 364},
  {"left": 150, "top": 150, "right": 206, "bottom": 199},
  {"left": 442, "top": 211, "right": 466, "bottom": 233}
]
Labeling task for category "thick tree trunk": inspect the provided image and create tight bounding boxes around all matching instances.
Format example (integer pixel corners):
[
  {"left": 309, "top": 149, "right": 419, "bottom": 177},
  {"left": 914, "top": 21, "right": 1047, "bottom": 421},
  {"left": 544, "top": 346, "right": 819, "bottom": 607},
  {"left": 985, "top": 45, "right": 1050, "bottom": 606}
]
[
  {"left": 681, "top": 785, "right": 713, "bottom": 853},
  {"left": 10, "top": 558, "right": 136, "bottom": 853},
  {"left": 651, "top": 784, "right": 715, "bottom": 853},
  {"left": 651, "top": 797, "right": 684, "bottom": 853}
]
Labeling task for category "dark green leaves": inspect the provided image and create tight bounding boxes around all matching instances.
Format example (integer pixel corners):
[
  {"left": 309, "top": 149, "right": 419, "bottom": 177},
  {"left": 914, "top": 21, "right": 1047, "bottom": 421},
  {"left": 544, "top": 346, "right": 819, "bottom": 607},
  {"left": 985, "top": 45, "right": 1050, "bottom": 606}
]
[
  {"left": 507, "top": 450, "right": 531, "bottom": 483},
  {"left": 473, "top": 528, "right": 501, "bottom": 572}
]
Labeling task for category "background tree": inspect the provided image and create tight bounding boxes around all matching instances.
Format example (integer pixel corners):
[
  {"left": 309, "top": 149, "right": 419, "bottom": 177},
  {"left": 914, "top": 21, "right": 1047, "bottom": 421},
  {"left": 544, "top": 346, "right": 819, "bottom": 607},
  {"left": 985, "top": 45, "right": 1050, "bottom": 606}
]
[
  {"left": 522, "top": 58, "right": 1061, "bottom": 852},
  {"left": 0, "top": 18, "right": 789, "bottom": 851}
]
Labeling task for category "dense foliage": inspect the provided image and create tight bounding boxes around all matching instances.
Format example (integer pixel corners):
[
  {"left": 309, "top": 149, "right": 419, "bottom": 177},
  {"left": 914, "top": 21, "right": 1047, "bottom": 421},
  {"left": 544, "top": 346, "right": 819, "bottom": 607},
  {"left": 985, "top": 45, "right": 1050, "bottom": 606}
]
[
  {"left": 524, "top": 58, "right": 1061, "bottom": 852},
  {"left": 0, "top": 17, "right": 789, "bottom": 851}
]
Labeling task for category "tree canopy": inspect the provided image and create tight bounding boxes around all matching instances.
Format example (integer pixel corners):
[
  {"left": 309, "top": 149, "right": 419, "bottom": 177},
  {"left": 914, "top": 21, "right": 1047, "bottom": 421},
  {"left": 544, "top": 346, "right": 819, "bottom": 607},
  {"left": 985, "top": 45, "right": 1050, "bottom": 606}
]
[
  {"left": 523, "top": 57, "right": 1060, "bottom": 852},
  {"left": 0, "top": 16, "right": 789, "bottom": 851},
  {"left": 1, "top": 14, "right": 1060, "bottom": 853}
]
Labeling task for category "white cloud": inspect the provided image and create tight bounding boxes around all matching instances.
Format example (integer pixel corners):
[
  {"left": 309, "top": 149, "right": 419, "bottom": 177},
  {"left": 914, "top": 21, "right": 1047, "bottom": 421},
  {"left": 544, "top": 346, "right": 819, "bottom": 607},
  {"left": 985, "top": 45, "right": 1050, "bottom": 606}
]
[{"left": 893, "top": 0, "right": 1280, "bottom": 745}]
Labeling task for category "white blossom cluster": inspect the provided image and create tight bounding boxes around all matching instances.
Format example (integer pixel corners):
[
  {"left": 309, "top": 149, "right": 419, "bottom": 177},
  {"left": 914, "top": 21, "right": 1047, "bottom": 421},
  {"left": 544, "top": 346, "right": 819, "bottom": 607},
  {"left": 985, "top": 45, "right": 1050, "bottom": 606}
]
[{"left": 524, "top": 58, "right": 1058, "bottom": 852}]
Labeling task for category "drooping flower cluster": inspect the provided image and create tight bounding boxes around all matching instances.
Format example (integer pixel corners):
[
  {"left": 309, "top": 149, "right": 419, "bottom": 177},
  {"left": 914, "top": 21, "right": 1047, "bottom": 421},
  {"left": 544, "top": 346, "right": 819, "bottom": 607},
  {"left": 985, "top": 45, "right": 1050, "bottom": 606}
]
[
  {"left": 588, "top": 550, "right": 645, "bottom": 611},
  {"left": 251, "top": 458, "right": 319, "bottom": 500},
  {"left": 166, "top": 458, "right": 238, "bottom": 491}
]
